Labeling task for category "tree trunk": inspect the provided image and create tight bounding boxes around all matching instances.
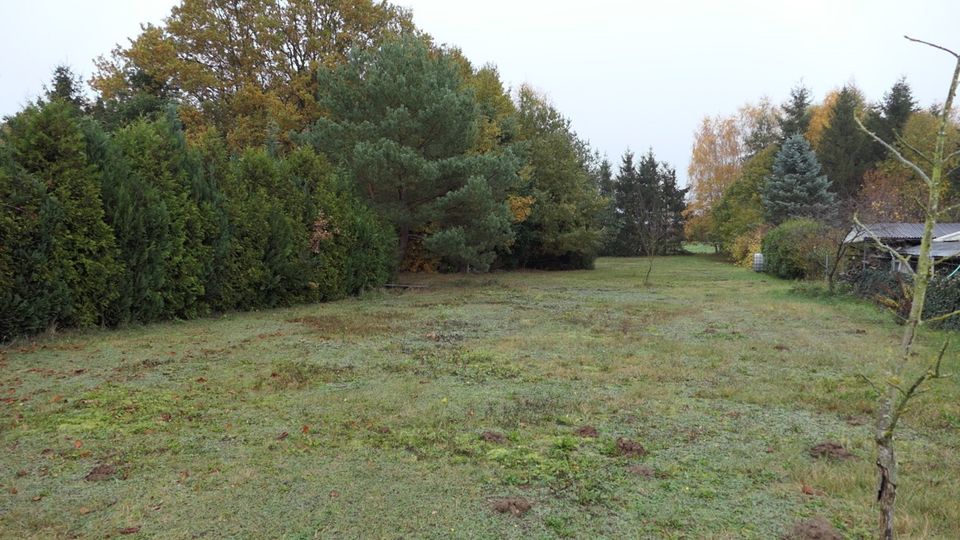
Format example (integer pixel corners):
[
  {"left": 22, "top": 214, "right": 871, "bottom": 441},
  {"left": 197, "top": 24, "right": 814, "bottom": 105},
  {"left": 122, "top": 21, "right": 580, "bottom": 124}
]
[{"left": 876, "top": 395, "right": 897, "bottom": 540}]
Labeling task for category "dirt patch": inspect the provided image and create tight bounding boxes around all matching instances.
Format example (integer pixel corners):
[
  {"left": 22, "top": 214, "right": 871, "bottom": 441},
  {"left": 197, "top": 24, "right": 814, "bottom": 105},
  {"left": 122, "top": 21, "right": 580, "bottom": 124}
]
[
  {"left": 574, "top": 425, "right": 599, "bottom": 438},
  {"left": 481, "top": 431, "right": 507, "bottom": 444},
  {"left": 259, "top": 361, "right": 354, "bottom": 390},
  {"left": 809, "top": 442, "right": 855, "bottom": 460},
  {"left": 615, "top": 437, "right": 648, "bottom": 457},
  {"left": 84, "top": 464, "right": 117, "bottom": 482},
  {"left": 627, "top": 465, "right": 655, "bottom": 478},
  {"left": 491, "top": 496, "right": 532, "bottom": 516},
  {"left": 289, "top": 312, "right": 398, "bottom": 337},
  {"left": 782, "top": 516, "right": 842, "bottom": 540}
]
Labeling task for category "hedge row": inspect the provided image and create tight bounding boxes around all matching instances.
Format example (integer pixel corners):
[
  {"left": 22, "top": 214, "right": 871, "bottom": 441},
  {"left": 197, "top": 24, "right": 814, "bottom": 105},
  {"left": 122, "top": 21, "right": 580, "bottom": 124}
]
[{"left": 0, "top": 100, "right": 394, "bottom": 340}]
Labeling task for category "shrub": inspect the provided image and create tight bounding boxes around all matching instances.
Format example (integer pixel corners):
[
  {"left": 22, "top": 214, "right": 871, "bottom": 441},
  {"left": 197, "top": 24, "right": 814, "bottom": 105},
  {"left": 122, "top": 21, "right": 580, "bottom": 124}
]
[
  {"left": 1, "top": 100, "right": 121, "bottom": 335},
  {"left": 762, "top": 218, "right": 833, "bottom": 279},
  {"left": 924, "top": 276, "right": 960, "bottom": 330},
  {"left": 730, "top": 225, "right": 769, "bottom": 268}
]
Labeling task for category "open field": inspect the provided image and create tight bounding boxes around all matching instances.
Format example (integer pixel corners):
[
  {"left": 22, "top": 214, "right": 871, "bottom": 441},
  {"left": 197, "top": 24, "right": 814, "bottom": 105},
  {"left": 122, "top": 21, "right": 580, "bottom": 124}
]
[{"left": 1, "top": 256, "right": 958, "bottom": 539}]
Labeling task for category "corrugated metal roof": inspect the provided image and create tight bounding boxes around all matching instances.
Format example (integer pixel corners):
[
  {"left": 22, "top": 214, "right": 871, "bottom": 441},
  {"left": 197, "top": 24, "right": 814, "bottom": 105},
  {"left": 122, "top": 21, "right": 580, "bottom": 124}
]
[
  {"left": 845, "top": 223, "right": 960, "bottom": 243},
  {"left": 935, "top": 230, "right": 960, "bottom": 242},
  {"left": 899, "top": 242, "right": 960, "bottom": 258}
]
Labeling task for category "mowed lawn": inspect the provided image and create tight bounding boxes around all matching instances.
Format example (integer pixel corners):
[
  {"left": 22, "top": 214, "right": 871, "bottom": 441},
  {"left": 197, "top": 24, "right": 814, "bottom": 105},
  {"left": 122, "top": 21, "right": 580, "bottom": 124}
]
[{"left": 1, "top": 256, "right": 958, "bottom": 539}]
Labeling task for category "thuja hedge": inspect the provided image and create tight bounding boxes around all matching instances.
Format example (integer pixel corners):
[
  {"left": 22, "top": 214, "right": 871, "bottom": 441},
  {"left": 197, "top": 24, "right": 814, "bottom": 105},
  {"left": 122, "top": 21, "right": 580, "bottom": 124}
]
[{"left": 0, "top": 100, "right": 394, "bottom": 341}]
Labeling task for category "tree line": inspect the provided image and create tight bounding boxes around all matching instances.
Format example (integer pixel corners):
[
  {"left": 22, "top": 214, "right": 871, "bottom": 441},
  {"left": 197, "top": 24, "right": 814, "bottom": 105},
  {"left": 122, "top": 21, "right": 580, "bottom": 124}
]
[
  {"left": 687, "top": 77, "right": 960, "bottom": 271},
  {"left": 1, "top": 0, "right": 685, "bottom": 340}
]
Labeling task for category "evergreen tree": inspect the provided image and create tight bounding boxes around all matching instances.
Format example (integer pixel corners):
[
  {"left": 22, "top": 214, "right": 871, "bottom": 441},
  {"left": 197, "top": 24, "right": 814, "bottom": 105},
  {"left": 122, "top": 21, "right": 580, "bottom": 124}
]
[
  {"left": 779, "top": 84, "right": 813, "bottom": 138},
  {"left": 44, "top": 65, "right": 88, "bottom": 111},
  {"left": 104, "top": 115, "right": 206, "bottom": 322},
  {"left": 816, "top": 85, "right": 875, "bottom": 203},
  {"left": 2, "top": 100, "right": 120, "bottom": 329},
  {"left": 763, "top": 134, "right": 837, "bottom": 224},
  {"left": 610, "top": 150, "right": 686, "bottom": 256},
  {"left": 866, "top": 77, "right": 918, "bottom": 161},
  {"left": 303, "top": 36, "right": 519, "bottom": 271},
  {"left": 0, "top": 152, "right": 73, "bottom": 339}
]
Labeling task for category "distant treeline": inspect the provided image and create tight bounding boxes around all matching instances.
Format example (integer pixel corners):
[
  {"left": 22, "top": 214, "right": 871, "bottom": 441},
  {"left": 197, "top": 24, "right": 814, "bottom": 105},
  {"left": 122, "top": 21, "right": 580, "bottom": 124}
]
[{"left": 0, "top": 0, "right": 685, "bottom": 340}]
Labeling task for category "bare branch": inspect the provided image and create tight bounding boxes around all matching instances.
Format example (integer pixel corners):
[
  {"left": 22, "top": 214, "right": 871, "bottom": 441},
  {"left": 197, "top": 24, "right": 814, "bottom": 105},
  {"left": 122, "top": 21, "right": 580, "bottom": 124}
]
[
  {"left": 893, "top": 132, "right": 935, "bottom": 166},
  {"left": 855, "top": 116, "right": 932, "bottom": 185},
  {"left": 923, "top": 309, "right": 960, "bottom": 325},
  {"left": 946, "top": 148, "right": 960, "bottom": 162},
  {"left": 904, "top": 35, "right": 960, "bottom": 58},
  {"left": 852, "top": 214, "right": 917, "bottom": 276},
  {"left": 858, "top": 373, "right": 883, "bottom": 395}
]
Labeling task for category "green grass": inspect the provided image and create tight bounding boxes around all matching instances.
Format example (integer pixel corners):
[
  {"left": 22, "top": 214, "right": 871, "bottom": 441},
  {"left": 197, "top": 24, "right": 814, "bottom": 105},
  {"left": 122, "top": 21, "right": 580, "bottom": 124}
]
[{"left": 1, "top": 256, "right": 958, "bottom": 539}]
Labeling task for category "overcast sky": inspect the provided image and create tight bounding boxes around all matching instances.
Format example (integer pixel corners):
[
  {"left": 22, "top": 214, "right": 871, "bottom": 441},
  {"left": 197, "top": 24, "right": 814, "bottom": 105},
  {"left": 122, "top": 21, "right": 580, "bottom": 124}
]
[{"left": 2, "top": 0, "right": 958, "bottom": 185}]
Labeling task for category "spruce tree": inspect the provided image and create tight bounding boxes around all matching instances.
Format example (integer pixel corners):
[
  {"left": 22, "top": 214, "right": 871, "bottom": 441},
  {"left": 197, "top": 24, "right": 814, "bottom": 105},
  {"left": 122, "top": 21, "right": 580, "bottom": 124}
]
[
  {"left": 763, "top": 134, "right": 837, "bottom": 224},
  {"left": 816, "top": 86, "right": 875, "bottom": 203},
  {"left": 779, "top": 84, "right": 813, "bottom": 138},
  {"left": 609, "top": 150, "right": 686, "bottom": 256},
  {"left": 866, "top": 78, "right": 918, "bottom": 161}
]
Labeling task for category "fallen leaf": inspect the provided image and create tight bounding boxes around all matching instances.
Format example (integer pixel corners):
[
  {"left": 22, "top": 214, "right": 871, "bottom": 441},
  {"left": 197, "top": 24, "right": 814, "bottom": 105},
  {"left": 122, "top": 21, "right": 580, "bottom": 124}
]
[
  {"left": 801, "top": 483, "right": 815, "bottom": 496},
  {"left": 119, "top": 526, "right": 141, "bottom": 534},
  {"left": 195, "top": 377, "right": 207, "bottom": 383},
  {"left": 276, "top": 432, "right": 289, "bottom": 441},
  {"left": 79, "top": 507, "right": 92, "bottom": 515},
  {"left": 301, "top": 425, "right": 310, "bottom": 434},
  {"left": 32, "top": 495, "right": 42, "bottom": 501},
  {"left": 329, "top": 490, "right": 340, "bottom": 498},
  {"left": 73, "top": 440, "right": 83, "bottom": 449}
]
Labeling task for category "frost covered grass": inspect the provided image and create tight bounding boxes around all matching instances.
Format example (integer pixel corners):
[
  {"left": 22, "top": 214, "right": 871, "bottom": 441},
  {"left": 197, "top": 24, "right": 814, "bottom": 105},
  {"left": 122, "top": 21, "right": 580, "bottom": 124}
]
[{"left": 1, "top": 256, "right": 957, "bottom": 538}]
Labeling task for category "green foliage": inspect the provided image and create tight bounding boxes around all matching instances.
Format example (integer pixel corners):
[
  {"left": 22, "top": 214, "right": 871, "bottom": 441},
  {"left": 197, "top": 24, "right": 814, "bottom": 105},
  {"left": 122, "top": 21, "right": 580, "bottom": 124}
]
[
  {"left": 304, "top": 36, "right": 519, "bottom": 271},
  {"left": 712, "top": 145, "right": 777, "bottom": 252},
  {"left": 761, "top": 218, "right": 832, "bottom": 279},
  {"left": 763, "top": 134, "right": 836, "bottom": 225},
  {"left": 2, "top": 101, "right": 391, "bottom": 340},
  {"left": 816, "top": 86, "right": 876, "bottom": 203},
  {"left": 866, "top": 77, "right": 918, "bottom": 160},
  {"left": 607, "top": 150, "right": 687, "bottom": 256},
  {"left": 505, "top": 87, "right": 604, "bottom": 269},
  {"left": 1, "top": 100, "right": 121, "bottom": 333},
  {"left": 779, "top": 83, "right": 812, "bottom": 137},
  {"left": 103, "top": 114, "right": 206, "bottom": 322}
]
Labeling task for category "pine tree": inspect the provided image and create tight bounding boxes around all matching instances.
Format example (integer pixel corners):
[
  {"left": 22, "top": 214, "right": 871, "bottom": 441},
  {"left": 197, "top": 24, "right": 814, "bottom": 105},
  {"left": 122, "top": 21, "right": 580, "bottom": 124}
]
[
  {"left": 779, "top": 84, "right": 813, "bottom": 138},
  {"left": 303, "top": 36, "right": 519, "bottom": 271},
  {"left": 816, "top": 86, "right": 876, "bottom": 203},
  {"left": 763, "top": 134, "right": 837, "bottom": 224}
]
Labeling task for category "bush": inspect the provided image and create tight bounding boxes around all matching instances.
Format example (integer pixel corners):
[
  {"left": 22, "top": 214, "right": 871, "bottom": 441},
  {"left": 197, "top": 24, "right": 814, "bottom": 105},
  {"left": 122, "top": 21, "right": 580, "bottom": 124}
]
[
  {"left": 730, "top": 225, "right": 769, "bottom": 268},
  {"left": 762, "top": 218, "right": 833, "bottom": 279},
  {"left": 924, "top": 276, "right": 960, "bottom": 330}
]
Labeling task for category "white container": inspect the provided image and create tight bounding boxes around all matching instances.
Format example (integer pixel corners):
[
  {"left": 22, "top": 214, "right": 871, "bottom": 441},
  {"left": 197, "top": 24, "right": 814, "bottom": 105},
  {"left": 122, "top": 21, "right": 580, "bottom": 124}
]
[{"left": 752, "top": 253, "right": 765, "bottom": 272}]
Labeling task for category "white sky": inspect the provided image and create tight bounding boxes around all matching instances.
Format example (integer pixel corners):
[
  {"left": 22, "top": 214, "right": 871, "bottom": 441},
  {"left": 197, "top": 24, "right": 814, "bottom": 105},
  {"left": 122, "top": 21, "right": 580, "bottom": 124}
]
[{"left": 2, "top": 0, "right": 958, "bottom": 185}]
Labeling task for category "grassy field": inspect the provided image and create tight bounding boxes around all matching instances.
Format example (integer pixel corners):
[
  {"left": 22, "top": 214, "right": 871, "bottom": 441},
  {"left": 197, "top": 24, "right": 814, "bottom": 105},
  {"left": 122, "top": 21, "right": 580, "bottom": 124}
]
[{"left": 1, "top": 256, "right": 958, "bottom": 539}]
